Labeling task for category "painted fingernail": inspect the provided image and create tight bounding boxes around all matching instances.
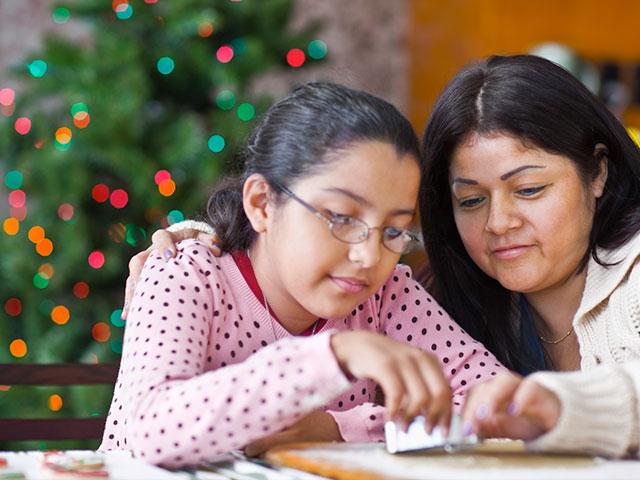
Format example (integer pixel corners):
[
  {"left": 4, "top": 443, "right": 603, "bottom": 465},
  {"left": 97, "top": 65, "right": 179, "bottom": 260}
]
[
  {"left": 507, "top": 402, "right": 517, "bottom": 416},
  {"left": 475, "top": 404, "right": 488, "bottom": 420},
  {"left": 463, "top": 421, "right": 473, "bottom": 436},
  {"left": 163, "top": 248, "right": 173, "bottom": 260}
]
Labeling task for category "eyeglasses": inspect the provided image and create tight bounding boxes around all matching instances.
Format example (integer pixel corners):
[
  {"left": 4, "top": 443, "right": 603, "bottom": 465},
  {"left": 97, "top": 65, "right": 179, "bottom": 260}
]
[{"left": 276, "top": 184, "right": 421, "bottom": 254}]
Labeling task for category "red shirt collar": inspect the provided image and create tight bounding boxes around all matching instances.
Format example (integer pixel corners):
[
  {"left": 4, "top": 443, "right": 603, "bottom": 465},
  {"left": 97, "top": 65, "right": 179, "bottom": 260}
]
[{"left": 231, "top": 250, "right": 326, "bottom": 336}]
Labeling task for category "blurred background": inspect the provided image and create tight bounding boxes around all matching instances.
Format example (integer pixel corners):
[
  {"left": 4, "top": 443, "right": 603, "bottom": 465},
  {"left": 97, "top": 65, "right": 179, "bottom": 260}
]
[{"left": 1, "top": 0, "right": 639, "bottom": 450}]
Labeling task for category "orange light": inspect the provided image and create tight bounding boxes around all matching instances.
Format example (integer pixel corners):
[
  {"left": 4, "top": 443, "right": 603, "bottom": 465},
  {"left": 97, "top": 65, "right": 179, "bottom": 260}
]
[
  {"left": 28, "top": 225, "right": 45, "bottom": 243},
  {"left": 9, "top": 339, "right": 27, "bottom": 358},
  {"left": 36, "top": 238, "right": 54, "bottom": 256},
  {"left": 48, "top": 394, "right": 63, "bottom": 411},
  {"left": 51, "top": 305, "right": 70, "bottom": 325},
  {"left": 158, "top": 178, "right": 176, "bottom": 197},
  {"left": 38, "top": 263, "right": 55, "bottom": 279},
  {"left": 2, "top": 217, "right": 19, "bottom": 235}
]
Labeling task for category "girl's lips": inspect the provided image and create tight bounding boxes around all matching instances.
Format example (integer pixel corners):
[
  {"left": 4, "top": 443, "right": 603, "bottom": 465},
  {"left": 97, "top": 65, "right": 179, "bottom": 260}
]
[
  {"left": 491, "top": 245, "right": 532, "bottom": 260},
  {"left": 330, "top": 276, "right": 367, "bottom": 294}
]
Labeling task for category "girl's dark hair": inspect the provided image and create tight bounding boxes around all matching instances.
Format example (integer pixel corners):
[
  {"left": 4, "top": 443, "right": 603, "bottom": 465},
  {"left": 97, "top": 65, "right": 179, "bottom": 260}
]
[
  {"left": 420, "top": 54, "right": 640, "bottom": 371},
  {"left": 207, "top": 82, "right": 420, "bottom": 251}
]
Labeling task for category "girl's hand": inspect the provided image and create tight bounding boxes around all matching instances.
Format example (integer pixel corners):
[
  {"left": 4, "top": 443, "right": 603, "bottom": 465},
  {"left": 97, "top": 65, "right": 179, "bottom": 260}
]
[
  {"left": 121, "top": 228, "right": 221, "bottom": 319},
  {"left": 330, "top": 330, "right": 452, "bottom": 432},
  {"left": 461, "top": 372, "right": 561, "bottom": 441},
  {"left": 244, "top": 410, "right": 341, "bottom": 457}
]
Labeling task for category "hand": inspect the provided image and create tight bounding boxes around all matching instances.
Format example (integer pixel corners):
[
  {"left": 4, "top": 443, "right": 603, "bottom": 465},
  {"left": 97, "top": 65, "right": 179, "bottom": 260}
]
[
  {"left": 244, "top": 410, "right": 341, "bottom": 457},
  {"left": 330, "top": 330, "right": 452, "bottom": 433},
  {"left": 461, "top": 372, "right": 561, "bottom": 441},
  {"left": 121, "top": 227, "right": 221, "bottom": 319}
]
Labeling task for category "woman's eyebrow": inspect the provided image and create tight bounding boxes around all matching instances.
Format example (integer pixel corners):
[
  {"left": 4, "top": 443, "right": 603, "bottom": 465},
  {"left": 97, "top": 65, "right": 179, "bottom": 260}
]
[{"left": 452, "top": 165, "right": 546, "bottom": 185}]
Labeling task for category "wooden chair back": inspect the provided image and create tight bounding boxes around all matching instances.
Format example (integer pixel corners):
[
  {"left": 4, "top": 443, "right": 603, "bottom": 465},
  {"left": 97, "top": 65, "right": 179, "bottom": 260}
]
[{"left": 0, "top": 363, "right": 119, "bottom": 441}]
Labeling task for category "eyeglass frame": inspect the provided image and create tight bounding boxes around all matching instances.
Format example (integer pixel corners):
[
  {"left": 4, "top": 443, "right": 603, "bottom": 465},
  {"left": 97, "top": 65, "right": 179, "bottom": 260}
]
[{"left": 274, "top": 183, "right": 422, "bottom": 255}]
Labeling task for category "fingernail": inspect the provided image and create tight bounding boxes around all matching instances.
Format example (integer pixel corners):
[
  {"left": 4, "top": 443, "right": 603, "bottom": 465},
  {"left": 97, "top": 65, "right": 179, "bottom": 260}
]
[
  {"left": 163, "top": 248, "right": 173, "bottom": 260},
  {"left": 475, "top": 404, "right": 488, "bottom": 420},
  {"left": 463, "top": 421, "right": 473, "bottom": 436},
  {"left": 507, "top": 402, "right": 517, "bottom": 416}
]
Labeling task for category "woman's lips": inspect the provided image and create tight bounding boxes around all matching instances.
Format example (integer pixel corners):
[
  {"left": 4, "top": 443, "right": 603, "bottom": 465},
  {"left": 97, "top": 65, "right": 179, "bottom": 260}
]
[
  {"left": 330, "top": 276, "right": 367, "bottom": 294},
  {"left": 491, "top": 245, "right": 533, "bottom": 260}
]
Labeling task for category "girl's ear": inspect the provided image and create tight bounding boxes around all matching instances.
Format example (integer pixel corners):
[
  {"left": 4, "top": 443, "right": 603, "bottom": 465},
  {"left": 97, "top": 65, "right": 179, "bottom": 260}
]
[
  {"left": 243, "top": 173, "right": 274, "bottom": 233},
  {"left": 592, "top": 143, "right": 609, "bottom": 199}
]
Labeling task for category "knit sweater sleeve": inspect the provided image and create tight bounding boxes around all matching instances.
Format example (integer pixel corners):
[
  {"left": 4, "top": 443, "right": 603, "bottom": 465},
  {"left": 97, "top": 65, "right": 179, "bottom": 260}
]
[
  {"left": 326, "top": 265, "right": 507, "bottom": 443},
  {"left": 526, "top": 361, "right": 640, "bottom": 458},
  {"left": 107, "top": 241, "right": 350, "bottom": 467}
]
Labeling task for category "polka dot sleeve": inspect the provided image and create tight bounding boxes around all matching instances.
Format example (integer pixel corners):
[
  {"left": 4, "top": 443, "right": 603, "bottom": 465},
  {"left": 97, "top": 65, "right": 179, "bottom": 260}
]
[
  {"left": 104, "top": 241, "right": 351, "bottom": 468},
  {"left": 378, "top": 265, "right": 507, "bottom": 409}
]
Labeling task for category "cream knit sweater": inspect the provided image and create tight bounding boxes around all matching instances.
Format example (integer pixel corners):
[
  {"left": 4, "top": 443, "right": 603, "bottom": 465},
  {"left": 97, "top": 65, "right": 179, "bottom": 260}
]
[{"left": 527, "top": 231, "right": 640, "bottom": 458}]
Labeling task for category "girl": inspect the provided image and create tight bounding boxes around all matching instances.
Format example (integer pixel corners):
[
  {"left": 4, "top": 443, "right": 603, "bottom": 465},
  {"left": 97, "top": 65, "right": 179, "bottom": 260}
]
[
  {"left": 101, "top": 82, "right": 503, "bottom": 467},
  {"left": 420, "top": 55, "right": 640, "bottom": 457}
]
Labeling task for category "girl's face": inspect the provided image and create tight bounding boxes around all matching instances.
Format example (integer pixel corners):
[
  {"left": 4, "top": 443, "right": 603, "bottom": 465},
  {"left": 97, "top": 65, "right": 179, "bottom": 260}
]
[
  {"left": 449, "top": 133, "right": 606, "bottom": 294},
  {"left": 264, "top": 140, "right": 420, "bottom": 323}
]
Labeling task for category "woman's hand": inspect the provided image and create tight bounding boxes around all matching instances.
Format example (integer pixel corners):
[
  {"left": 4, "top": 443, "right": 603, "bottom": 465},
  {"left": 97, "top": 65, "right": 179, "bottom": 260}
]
[
  {"left": 244, "top": 410, "right": 341, "bottom": 457},
  {"left": 122, "top": 227, "right": 221, "bottom": 319},
  {"left": 461, "top": 372, "right": 561, "bottom": 441},
  {"left": 330, "top": 330, "right": 452, "bottom": 433}
]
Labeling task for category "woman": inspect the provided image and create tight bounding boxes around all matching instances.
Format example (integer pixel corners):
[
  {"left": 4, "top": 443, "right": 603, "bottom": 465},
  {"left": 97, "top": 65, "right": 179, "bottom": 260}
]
[{"left": 421, "top": 55, "right": 640, "bottom": 457}]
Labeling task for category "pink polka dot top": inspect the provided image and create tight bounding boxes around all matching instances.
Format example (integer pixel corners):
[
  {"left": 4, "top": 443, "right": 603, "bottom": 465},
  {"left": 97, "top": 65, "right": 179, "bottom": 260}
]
[{"left": 99, "top": 240, "right": 505, "bottom": 467}]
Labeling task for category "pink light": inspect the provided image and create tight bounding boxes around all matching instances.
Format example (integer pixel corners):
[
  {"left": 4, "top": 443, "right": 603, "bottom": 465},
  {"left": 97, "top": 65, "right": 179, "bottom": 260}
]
[
  {"left": 109, "top": 189, "right": 129, "bottom": 209},
  {"left": 58, "top": 203, "right": 74, "bottom": 221},
  {"left": 88, "top": 250, "right": 105, "bottom": 269},
  {"left": 216, "top": 45, "right": 234, "bottom": 64},
  {"left": 154, "top": 169, "right": 171, "bottom": 185},
  {"left": 8, "top": 189, "right": 26, "bottom": 208},
  {"left": 15, "top": 117, "right": 31, "bottom": 135},
  {"left": 0, "top": 88, "right": 15, "bottom": 106}
]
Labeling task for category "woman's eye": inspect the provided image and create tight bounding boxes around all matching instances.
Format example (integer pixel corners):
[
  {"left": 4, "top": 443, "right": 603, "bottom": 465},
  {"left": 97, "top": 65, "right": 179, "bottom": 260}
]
[
  {"left": 458, "top": 197, "right": 485, "bottom": 209},
  {"left": 328, "top": 211, "right": 355, "bottom": 225},
  {"left": 516, "top": 186, "right": 546, "bottom": 197}
]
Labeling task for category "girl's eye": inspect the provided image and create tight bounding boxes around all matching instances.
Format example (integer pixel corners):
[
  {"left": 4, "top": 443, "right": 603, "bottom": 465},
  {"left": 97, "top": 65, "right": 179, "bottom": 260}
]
[
  {"left": 516, "top": 185, "right": 546, "bottom": 197},
  {"left": 458, "top": 197, "right": 485, "bottom": 209},
  {"left": 328, "top": 211, "right": 356, "bottom": 225}
]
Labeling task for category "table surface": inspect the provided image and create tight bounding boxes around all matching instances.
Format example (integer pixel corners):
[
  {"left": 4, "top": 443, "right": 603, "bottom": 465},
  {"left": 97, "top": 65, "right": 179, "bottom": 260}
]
[
  {"left": 4, "top": 444, "right": 640, "bottom": 480},
  {"left": 265, "top": 441, "right": 640, "bottom": 480}
]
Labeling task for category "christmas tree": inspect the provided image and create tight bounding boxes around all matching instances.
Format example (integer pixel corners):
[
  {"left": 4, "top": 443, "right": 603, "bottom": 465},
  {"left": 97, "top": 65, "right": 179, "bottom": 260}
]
[{"left": 0, "top": 0, "right": 326, "bottom": 449}]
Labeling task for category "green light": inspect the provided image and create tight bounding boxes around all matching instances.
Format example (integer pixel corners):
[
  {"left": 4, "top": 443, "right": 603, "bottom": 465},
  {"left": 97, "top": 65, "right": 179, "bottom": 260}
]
[
  {"left": 110, "top": 340, "right": 123, "bottom": 354},
  {"left": 110, "top": 309, "right": 125, "bottom": 327},
  {"left": 52, "top": 7, "right": 71, "bottom": 24},
  {"left": 236, "top": 103, "right": 255, "bottom": 122},
  {"left": 307, "top": 40, "right": 328, "bottom": 60},
  {"left": 115, "top": 4, "right": 133, "bottom": 20},
  {"left": 216, "top": 90, "right": 235, "bottom": 111},
  {"left": 208, "top": 135, "right": 225, "bottom": 153},
  {"left": 5, "top": 170, "right": 23, "bottom": 190},
  {"left": 33, "top": 273, "right": 49, "bottom": 289},
  {"left": 157, "top": 56, "right": 175, "bottom": 75},
  {"left": 230, "top": 38, "right": 247, "bottom": 55},
  {"left": 167, "top": 209, "right": 185, "bottom": 225},
  {"left": 125, "top": 224, "right": 147, "bottom": 247},
  {"left": 38, "top": 299, "right": 55, "bottom": 315},
  {"left": 70, "top": 102, "right": 88, "bottom": 116},
  {"left": 54, "top": 139, "right": 72, "bottom": 151},
  {"left": 27, "top": 60, "right": 48, "bottom": 78}
]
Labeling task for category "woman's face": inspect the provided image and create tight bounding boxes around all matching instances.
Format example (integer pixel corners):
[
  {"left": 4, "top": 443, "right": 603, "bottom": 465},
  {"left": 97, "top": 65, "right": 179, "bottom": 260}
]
[
  {"left": 264, "top": 140, "right": 421, "bottom": 323},
  {"left": 449, "top": 133, "right": 606, "bottom": 294}
]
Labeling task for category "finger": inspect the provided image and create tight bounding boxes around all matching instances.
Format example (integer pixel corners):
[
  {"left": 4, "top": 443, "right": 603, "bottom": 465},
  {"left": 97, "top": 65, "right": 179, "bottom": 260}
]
[
  {"left": 196, "top": 232, "right": 222, "bottom": 257},
  {"left": 150, "top": 230, "right": 178, "bottom": 260},
  {"left": 415, "top": 354, "right": 451, "bottom": 434},
  {"left": 396, "top": 357, "right": 431, "bottom": 427},
  {"left": 468, "top": 374, "right": 521, "bottom": 437},
  {"left": 511, "top": 378, "right": 561, "bottom": 432},
  {"left": 375, "top": 362, "right": 407, "bottom": 422}
]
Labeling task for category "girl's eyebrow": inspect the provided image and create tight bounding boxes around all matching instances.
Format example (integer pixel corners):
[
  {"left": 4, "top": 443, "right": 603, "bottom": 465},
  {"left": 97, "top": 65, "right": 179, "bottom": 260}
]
[
  {"left": 452, "top": 165, "right": 546, "bottom": 185},
  {"left": 323, "top": 187, "right": 415, "bottom": 217}
]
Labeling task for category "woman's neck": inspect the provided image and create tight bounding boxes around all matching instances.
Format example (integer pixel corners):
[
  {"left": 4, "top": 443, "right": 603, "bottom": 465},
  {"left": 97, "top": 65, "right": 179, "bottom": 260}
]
[
  {"left": 525, "top": 266, "right": 587, "bottom": 339},
  {"left": 248, "top": 242, "right": 318, "bottom": 335}
]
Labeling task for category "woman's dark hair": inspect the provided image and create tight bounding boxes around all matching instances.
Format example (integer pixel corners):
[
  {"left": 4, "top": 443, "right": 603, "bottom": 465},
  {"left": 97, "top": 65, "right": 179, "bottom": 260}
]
[
  {"left": 420, "top": 54, "right": 640, "bottom": 371},
  {"left": 207, "top": 82, "right": 420, "bottom": 251}
]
